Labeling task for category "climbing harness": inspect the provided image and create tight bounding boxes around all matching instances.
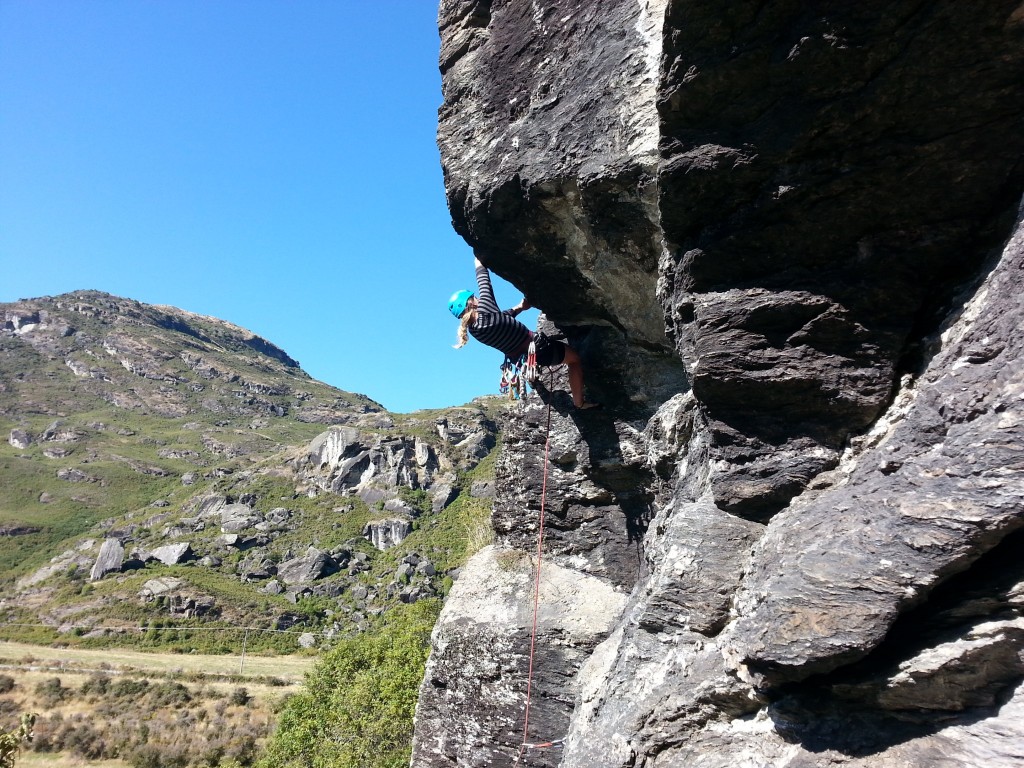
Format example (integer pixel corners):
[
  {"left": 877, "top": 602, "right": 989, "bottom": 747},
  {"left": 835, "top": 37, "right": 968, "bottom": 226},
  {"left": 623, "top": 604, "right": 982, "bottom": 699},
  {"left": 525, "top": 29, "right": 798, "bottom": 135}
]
[{"left": 513, "top": 372, "right": 562, "bottom": 766}]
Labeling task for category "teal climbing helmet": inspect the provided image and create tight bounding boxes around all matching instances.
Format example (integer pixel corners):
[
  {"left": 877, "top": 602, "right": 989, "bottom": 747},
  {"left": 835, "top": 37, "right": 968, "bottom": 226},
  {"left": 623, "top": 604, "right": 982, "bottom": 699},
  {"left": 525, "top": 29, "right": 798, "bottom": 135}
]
[{"left": 448, "top": 289, "right": 474, "bottom": 319}]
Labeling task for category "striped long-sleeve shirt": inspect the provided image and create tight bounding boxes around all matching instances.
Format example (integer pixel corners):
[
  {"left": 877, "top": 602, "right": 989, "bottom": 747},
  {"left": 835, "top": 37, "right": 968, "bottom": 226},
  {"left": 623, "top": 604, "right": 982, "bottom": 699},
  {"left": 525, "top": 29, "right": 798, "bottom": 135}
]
[{"left": 469, "top": 263, "right": 531, "bottom": 357}]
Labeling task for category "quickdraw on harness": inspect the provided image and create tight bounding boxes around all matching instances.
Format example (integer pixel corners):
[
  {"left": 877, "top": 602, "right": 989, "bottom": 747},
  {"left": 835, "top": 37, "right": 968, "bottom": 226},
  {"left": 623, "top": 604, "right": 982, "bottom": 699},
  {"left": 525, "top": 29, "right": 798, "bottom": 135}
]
[
  {"left": 524, "top": 339, "right": 539, "bottom": 385},
  {"left": 499, "top": 356, "right": 529, "bottom": 400},
  {"left": 499, "top": 339, "right": 541, "bottom": 401}
]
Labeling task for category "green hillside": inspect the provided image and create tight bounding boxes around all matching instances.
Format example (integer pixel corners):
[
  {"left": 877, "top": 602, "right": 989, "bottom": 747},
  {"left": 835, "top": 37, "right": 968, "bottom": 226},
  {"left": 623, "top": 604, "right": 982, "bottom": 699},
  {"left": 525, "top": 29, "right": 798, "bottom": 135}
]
[{"left": 0, "top": 291, "right": 501, "bottom": 653}]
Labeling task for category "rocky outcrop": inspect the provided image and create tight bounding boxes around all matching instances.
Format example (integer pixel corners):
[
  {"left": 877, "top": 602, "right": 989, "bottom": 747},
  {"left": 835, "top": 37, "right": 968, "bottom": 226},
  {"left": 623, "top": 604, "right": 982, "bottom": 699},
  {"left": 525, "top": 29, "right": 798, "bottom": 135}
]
[
  {"left": 298, "top": 409, "right": 497, "bottom": 517},
  {"left": 276, "top": 548, "right": 339, "bottom": 585},
  {"left": 415, "top": 1, "right": 1024, "bottom": 766},
  {"left": 150, "top": 542, "right": 192, "bottom": 565},
  {"left": 416, "top": 546, "right": 627, "bottom": 766},
  {"left": 89, "top": 538, "right": 125, "bottom": 581},
  {"left": 364, "top": 520, "right": 414, "bottom": 551}
]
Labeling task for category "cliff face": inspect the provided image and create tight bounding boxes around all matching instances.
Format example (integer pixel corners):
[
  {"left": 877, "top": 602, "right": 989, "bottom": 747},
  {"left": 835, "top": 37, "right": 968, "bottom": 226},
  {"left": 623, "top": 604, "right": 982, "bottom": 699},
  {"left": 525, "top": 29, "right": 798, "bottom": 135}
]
[{"left": 414, "top": 1, "right": 1024, "bottom": 766}]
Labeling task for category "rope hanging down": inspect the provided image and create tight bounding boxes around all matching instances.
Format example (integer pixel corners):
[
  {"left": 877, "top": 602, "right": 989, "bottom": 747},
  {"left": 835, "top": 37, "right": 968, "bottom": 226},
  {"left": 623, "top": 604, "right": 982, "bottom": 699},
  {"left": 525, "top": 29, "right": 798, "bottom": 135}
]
[{"left": 514, "top": 374, "right": 561, "bottom": 766}]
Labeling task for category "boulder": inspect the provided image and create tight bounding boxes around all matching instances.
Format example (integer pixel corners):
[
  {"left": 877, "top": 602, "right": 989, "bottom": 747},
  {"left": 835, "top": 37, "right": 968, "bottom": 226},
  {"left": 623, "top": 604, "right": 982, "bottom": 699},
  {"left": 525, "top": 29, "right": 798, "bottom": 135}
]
[
  {"left": 469, "top": 480, "right": 494, "bottom": 499},
  {"left": 57, "top": 468, "right": 92, "bottom": 483},
  {"left": 89, "top": 538, "right": 125, "bottom": 581},
  {"left": 431, "top": 479, "right": 458, "bottom": 513},
  {"left": 261, "top": 579, "right": 284, "bottom": 595},
  {"left": 138, "top": 576, "right": 184, "bottom": 598},
  {"left": 238, "top": 554, "right": 276, "bottom": 581},
  {"left": 219, "top": 503, "right": 259, "bottom": 533},
  {"left": 8, "top": 429, "right": 31, "bottom": 449},
  {"left": 266, "top": 507, "right": 291, "bottom": 525},
  {"left": 276, "top": 548, "right": 338, "bottom": 585},
  {"left": 150, "top": 542, "right": 192, "bottom": 565}
]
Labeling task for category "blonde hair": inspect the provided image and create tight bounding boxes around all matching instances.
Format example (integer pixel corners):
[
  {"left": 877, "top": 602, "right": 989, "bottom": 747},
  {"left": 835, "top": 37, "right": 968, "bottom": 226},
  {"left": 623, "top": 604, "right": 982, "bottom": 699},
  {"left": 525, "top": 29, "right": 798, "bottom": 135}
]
[{"left": 453, "top": 303, "right": 475, "bottom": 349}]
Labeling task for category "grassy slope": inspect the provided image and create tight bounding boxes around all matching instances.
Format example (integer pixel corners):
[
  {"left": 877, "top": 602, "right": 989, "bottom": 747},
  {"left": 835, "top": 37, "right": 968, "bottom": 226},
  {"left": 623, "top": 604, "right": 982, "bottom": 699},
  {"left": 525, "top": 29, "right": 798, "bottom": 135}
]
[
  {"left": 0, "top": 291, "right": 376, "bottom": 582},
  {"left": 1, "top": 291, "right": 503, "bottom": 657}
]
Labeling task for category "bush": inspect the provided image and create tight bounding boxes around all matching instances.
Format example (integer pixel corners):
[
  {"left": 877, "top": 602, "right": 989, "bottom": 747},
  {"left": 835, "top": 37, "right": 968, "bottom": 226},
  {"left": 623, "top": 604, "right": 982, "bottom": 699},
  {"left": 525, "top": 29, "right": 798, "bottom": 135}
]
[
  {"left": 79, "top": 674, "right": 110, "bottom": 697},
  {"left": 110, "top": 678, "right": 150, "bottom": 699},
  {"left": 258, "top": 600, "right": 440, "bottom": 768},
  {"left": 150, "top": 682, "right": 192, "bottom": 708},
  {"left": 0, "top": 713, "right": 35, "bottom": 768},
  {"left": 0, "top": 676, "right": 14, "bottom": 694},
  {"left": 33, "top": 678, "right": 69, "bottom": 707},
  {"left": 129, "top": 744, "right": 163, "bottom": 768},
  {"left": 228, "top": 688, "right": 250, "bottom": 707}
]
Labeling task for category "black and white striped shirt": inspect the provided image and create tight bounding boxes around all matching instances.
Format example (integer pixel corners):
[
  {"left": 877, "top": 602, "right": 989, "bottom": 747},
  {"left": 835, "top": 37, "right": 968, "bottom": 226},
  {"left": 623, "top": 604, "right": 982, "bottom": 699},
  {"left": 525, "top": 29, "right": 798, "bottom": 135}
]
[{"left": 469, "top": 264, "right": 531, "bottom": 357}]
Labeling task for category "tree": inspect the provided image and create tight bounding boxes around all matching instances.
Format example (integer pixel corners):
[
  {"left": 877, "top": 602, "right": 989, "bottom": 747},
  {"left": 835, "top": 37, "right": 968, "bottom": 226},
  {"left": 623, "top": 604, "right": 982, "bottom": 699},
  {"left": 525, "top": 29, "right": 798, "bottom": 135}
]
[{"left": 0, "top": 714, "right": 35, "bottom": 768}]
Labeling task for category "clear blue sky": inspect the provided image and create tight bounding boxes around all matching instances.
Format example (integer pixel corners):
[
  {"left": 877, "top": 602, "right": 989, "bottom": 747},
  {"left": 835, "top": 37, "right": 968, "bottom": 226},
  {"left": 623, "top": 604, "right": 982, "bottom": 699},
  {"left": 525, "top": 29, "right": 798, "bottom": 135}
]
[{"left": 0, "top": 1, "right": 537, "bottom": 413}]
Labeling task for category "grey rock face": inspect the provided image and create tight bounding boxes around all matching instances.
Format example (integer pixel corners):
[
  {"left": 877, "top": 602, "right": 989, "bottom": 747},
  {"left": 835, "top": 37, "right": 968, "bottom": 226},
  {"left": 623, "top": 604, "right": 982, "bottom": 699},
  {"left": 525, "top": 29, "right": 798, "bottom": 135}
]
[
  {"left": 725, "top": 210, "right": 1024, "bottom": 686},
  {"left": 138, "top": 576, "right": 184, "bottom": 598},
  {"left": 656, "top": 0, "right": 1024, "bottom": 521},
  {"left": 303, "top": 425, "right": 479, "bottom": 500},
  {"left": 412, "top": 547, "right": 627, "bottom": 766},
  {"left": 416, "top": 0, "right": 1024, "bottom": 766},
  {"left": 438, "top": 0, "right": 670, "bottom": 349},
  {"left": 364, "top": 519, "right": 413, "bottom": 551},
  {"left": 276, "top": 548, "right": 338, "bottom": 585},
  {"left": 89, "top": 538, "right": 125, "bottom": 581},
  {"left": 150, "top": 542, "right": 192, "bottom": 565},
  {"left": 219, "top": 503, "right": 260, "bottom": 532},
  {"left": 8, "top": 429, "right": 31, "bottom": 449}
]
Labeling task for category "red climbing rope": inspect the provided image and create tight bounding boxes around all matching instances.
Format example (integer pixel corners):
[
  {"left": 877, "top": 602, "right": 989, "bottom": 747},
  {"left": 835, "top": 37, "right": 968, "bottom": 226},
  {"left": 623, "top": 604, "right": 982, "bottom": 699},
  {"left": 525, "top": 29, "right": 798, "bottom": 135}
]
[{"left": 515, "top": 380, "right": 556, "bottom": 766}]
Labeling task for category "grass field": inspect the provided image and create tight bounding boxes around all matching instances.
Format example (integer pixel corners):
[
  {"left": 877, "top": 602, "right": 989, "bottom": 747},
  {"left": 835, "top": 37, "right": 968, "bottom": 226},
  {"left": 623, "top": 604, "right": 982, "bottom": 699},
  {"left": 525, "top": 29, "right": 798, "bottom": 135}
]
[
  {"left": 0, "top": 641, "right": 314, "bottom": 683},
  {"left": 0, "top": 641, "right": 313, "bottom": 767},
  {"left": 18, "top": 753, "right": 129, "bottom": 768}
]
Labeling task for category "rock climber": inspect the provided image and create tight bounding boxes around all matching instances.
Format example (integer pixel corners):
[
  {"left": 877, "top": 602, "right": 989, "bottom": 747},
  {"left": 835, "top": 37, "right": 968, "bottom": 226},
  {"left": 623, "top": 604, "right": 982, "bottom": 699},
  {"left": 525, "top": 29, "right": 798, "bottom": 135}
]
[{"left": 449, "top": 257, "right": 600, "bottom": 410}]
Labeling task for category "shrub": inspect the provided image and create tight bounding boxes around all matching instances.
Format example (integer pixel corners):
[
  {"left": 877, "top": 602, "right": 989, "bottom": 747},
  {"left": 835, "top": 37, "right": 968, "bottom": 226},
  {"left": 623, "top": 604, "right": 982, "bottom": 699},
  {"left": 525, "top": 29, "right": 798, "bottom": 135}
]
[
  {"left": 258, "top": 599, "right": 440, "bottom": 768},
  {"left": 0, "top": 713, "right": 35, "bottom": 768},
  {"left": 150, "top": 682, "right": 192, "bottom": 708},
  {"left": 228, "top": 688, "right": 250, "bottom": 707},
  {"left": 110, "top": 678, "right": 150, "bottom": 699},
  {"left": 0, "top": 676, "right": 14, "bottom": 694},
  {"left": 129, "top": 744, "right": 163, "bottom": 768},
  {"left": 33, "top": 678, "right": 68, "bottom": 708},
  {"left": 79, "top": 674, "right": 110, "bottom": 697}
]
